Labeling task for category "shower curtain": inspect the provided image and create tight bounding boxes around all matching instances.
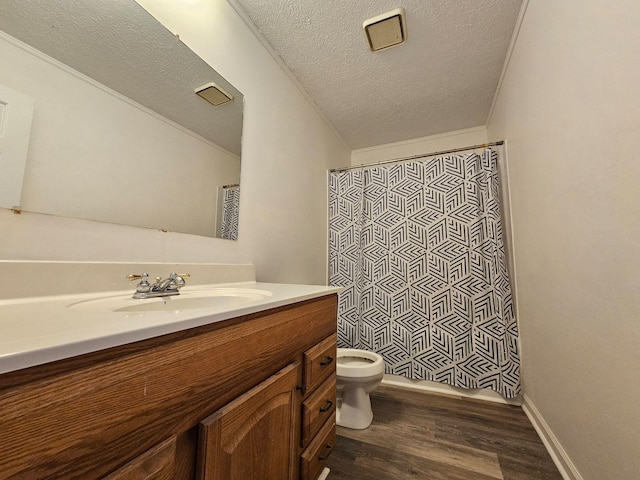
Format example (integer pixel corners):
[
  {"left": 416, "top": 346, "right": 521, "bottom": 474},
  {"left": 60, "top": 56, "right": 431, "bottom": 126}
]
[
  {"left": 220, "top": 185, "right": 240, "bottom": 240},
  {"left": 329, "top": 148, "right": 520, "bottom": 398}
]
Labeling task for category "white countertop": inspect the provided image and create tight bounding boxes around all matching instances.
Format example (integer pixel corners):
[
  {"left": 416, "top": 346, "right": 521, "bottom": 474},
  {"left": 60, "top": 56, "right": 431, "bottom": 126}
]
[{"left": 0, "top": 281, "right": 341, "bottom": 375}]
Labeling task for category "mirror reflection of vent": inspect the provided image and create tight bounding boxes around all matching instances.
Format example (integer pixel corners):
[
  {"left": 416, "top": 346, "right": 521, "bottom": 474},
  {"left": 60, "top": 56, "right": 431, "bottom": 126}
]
[{"left": 195, "top": 83, "right": 234, "bottom": 106}]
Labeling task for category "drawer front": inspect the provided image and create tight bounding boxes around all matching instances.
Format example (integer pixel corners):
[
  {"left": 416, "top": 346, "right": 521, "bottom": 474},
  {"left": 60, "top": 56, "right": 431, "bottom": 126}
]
[
  {"left": 300, "top": 419, "right": 336, "bottom": 480},
  {"left": 303, "top": 334, "right": 336, "bottom": 394},
  {"left": 102, "top": 436, "right": 176, "bottom": 480},
  {"left": 301, "top": 374, "right": 336, "bottom": 447}
]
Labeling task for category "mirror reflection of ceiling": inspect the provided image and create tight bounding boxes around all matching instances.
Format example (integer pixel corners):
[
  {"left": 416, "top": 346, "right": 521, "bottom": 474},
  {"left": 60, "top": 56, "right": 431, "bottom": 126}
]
[
  {"left": 231, "top": 0, "right": 522, "bottom": 149},
  {"left": 0, "top": 0, "right": 243, "bottom": 156}
]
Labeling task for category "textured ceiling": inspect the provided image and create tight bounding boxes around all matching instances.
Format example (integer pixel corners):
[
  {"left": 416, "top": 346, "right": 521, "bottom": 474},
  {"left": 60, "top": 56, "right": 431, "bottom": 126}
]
[
  {"left": 232, "top": 0, "right": 523, "bottom": 149},
  {"left": 0, "top": 0, "right": 243, "bottom": 155}
]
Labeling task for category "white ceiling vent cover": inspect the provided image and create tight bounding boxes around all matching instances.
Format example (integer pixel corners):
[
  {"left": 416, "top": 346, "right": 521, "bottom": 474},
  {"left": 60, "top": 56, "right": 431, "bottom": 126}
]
[
  {"left": 363, "top": 8, "right": 407, "bottom": 52},
  {"left": 195, "top": 83, "right": 234, "bottom": 106}
]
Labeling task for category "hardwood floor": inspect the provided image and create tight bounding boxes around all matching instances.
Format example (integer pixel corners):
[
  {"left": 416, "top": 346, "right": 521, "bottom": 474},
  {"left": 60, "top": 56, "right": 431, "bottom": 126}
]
[{"left": 326, "top": 385, "right": 562, "bottom": 480}]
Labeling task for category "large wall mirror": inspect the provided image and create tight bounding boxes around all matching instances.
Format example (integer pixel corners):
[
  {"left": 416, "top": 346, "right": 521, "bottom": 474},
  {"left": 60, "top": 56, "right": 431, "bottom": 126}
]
[{"left": 0, "top": 0, "right": 243, "bottom": 239}]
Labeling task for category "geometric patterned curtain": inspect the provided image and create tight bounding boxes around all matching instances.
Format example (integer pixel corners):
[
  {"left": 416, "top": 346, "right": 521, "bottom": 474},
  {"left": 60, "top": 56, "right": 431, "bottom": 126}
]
[
  {"left": 329, "top": 148, "right": 521, "bottom": 398},
  {"left": 220, "top": 185, "right": 240, "bottom": 240}
]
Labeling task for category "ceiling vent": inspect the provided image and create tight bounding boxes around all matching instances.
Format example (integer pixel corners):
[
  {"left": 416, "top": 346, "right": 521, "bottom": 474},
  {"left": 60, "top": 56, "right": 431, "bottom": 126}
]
[
  {"left": 363, "top": 8, "right": 407, "bottom": 52},
  {"left": 194, "top": 82, "right": 234, "bottom": 106}
]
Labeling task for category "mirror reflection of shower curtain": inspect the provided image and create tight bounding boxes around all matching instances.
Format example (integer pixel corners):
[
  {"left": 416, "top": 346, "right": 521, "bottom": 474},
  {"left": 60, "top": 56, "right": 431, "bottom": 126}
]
[
  {"left": 220, "top": 185, "right": 240, "bottom": 240},
  {"left": 329, "top": 148, "right": 521, "bottom": 399}
]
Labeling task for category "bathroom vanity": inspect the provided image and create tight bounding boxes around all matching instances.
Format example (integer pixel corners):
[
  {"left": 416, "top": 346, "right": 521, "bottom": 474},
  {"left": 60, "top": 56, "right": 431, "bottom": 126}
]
[{"left": 0, "top": 265, "right": 339, "bottom": 480}]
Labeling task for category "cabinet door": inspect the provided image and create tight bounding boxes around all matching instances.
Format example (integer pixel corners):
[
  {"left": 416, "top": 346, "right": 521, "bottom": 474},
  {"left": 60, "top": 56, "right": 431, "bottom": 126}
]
[
  {"left": 102, "top": 436, "right": 176, "bottom": 480},
  {"left": 197, "top": 363, "right": 300, "bottom": 480}
]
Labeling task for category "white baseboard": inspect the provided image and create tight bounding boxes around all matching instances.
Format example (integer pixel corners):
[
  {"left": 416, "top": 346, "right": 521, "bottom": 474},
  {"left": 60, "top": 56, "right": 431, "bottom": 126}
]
[
  {"left": 522, "top": 394, "right": 583, "bottom": 480},
  {"left": 381, "top": 374, "right": 522, "bottom": 406},
  {"left": 317, "top": 467, "right": 330, "bottom": 480}
]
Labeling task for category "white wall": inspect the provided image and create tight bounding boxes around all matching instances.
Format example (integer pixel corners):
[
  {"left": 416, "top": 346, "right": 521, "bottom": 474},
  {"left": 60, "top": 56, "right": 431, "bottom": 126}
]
[
  {"left": 350, "top": 126, "right": 487, "bottom": 166},
  {"left": 487, "top": 1, "right": 640, "bottom": 479},
  {"left": 0, "top": 0, "right": 350, "bottom": 285}
]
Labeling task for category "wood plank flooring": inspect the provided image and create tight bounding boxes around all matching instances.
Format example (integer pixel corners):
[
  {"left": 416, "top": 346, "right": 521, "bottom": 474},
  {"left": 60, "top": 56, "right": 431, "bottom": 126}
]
[{"left": 326, "top": 385, "right": 562, "bottom": 480}]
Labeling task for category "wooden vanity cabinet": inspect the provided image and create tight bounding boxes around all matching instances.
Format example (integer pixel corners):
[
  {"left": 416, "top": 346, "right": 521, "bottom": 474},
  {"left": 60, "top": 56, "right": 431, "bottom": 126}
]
[{"left": 0, "top": 294, "right": 337, "bottom": 480}]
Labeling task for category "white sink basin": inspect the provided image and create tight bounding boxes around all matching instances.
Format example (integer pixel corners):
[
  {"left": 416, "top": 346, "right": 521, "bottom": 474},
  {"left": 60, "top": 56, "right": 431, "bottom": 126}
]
[{"left": 67, "top": 287, "right": 273, "bottom": 314}]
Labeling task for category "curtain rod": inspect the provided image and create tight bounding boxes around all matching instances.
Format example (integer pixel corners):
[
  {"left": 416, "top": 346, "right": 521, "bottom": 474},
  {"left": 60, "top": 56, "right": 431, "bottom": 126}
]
[{"left": 330, "top": 140, "right": 505, "bottom": 173}]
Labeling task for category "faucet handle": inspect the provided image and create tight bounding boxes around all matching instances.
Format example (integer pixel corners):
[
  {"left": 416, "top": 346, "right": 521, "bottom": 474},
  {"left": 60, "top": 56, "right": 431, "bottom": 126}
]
[
  {"left": 127, "top": 273, "right": 151, "bottom": 294},
  {"left": 168, "top": 272, "right": 190, "bottom": 279},
  {"left": 127, "top": 273, "right": 149, "bottom": 282},
  {"left": 169, "top": 272, "right": 190, "bottom": 288}
]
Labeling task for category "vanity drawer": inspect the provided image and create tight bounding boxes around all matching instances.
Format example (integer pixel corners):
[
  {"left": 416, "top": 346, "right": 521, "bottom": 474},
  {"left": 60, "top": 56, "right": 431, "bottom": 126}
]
[
  {"left": 303, "top": 334, "right": 336, "bottom": 394},
  {"left": 300, "top": 419, "right": 336, "bottom": 480},
  {"left": 301, "top": 374, "right": 336, "bottom": 447}
]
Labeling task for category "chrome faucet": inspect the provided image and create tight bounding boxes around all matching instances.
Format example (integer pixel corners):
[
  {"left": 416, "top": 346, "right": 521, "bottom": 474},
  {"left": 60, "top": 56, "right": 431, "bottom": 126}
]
[{"left": 127, "top": 272, "right": 190, "bottom": 299}]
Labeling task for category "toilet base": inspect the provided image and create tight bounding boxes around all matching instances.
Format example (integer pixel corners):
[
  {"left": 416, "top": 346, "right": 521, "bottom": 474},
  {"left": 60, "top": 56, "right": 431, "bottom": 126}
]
[{"left": 336, "top": 387, "right": 373, "bottom": 430}]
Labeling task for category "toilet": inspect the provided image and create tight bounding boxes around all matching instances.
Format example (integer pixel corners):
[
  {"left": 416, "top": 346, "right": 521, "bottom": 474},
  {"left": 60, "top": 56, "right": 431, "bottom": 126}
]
[{"left": 336, "top": 348, "right": 385, "bottom": 429}]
